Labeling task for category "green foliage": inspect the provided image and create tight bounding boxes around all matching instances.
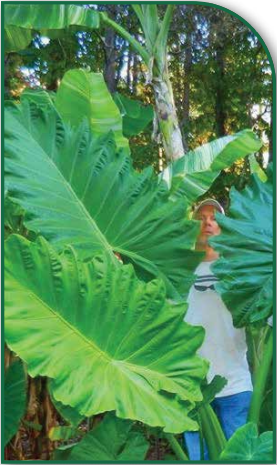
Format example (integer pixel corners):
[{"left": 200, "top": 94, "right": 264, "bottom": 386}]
[
  {"left": 3, "top": 3, "right": 273, "bottom": 460},
  {"left": 48, "top": 381, "right": 84, "bottom": 427},
  {"left": 55, "top": 69, "right": 129, "bottom": 151},
  {"left": 131, "top": 5, "right": 174, "bottom": 74},
  {"left": 5, "top": 235, "right": 208, "bottom": 433},
  {"left": 113, "top": 92, "right": 154, "bottom": 137},
  {"left": 220, "top": 423, "right": 273, "bottom": 461},
  {"left": 4, "top": 196, "right": 31, "bottom": 240},
  {"left": 201, "top": 376, "right": 228, "bottom": 406},
  {"left": 4, "top": 360, "right": 27, "bottom": 446},
  {"left": 160, "top": 130, "right": 262, "bottom": 205},
  {"left": 4, "top": 25, "right": 32, "bottom": 53},
  {"left": 48, "top": 425, "right": 80, "bottom": 442},
  {"left": 198, "top": 403, "right": 227, "bottom": 460},
  {"left": 5, "top": 95, "right": 204, "bottom": 299},
  {"left": 210, "top": 169, "right": 273, "bottom": 327},
  {"left": 4, "top": 4, "right": 99, "bottom": 52},
  {"left": 58, "top": 413, "right": 149, "bottom": 461},
  {"left": 249, "top": 154, "right": 268, "bottom": 182}
]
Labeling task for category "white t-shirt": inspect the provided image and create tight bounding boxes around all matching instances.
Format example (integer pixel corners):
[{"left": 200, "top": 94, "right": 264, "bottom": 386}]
[{"left": 185, "top": 261, "right": 253, "bottom": 397}]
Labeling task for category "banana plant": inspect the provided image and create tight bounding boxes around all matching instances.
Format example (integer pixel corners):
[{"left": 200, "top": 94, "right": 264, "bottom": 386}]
[
  {"left": 101, "top": 5, "right": 184, "bottom": 161},
  {"left": 4, "top": 3, "right": 183, "bottom": 161}
]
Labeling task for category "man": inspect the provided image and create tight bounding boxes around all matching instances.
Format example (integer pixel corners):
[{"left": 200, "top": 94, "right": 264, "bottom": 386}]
[{"left": 184, "top": 198, "right": 253, "bottom": 460}]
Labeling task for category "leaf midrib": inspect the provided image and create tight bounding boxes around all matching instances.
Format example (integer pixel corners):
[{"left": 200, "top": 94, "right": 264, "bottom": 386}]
[
  {"left": 7, "top": 276, "right": 112, "bottom": 364},
  {"left": 8, "top": 113, "right": 117, "bottom": 262}
]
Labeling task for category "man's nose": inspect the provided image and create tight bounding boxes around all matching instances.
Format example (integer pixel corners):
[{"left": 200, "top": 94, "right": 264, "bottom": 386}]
[{"left": 204, "top": 218, "right": 213, "bottom": 227}]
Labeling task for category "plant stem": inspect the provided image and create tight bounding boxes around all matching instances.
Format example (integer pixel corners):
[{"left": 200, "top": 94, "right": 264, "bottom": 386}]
[
  {"left": 199, "top": 404, "right": 226, "bottom": 460},
  {"left": 152, "top": 69, "right": 185, "bottom": 161},
  {"left": 164, "top": 433, "right": 188, "bottom": 461},
  {"left": 248, "top": 327, "right": 273, "bottom": 426},
  {"left": 100, "top": 12, "right": 150, "bottom": 65}
]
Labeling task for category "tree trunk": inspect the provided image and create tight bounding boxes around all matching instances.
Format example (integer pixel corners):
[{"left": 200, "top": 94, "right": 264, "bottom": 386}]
[
  {"left": 115, "top": 41, "right": 126, "bottom": 88},
  {"left": 132, "top": 37, "right": 139, "bottom": 95},
  {"left": 214, "top": 45, "right": 227, "bottom": 138},
  {"left": 126, "top": 46, "right": 132, "bottom": 89},
  {"left": 103, "top": 6, "right": 118, "bottom": 93}
]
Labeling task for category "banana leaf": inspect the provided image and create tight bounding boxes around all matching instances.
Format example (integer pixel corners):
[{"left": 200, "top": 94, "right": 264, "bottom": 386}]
[
  {"left": 210, "top": 170, "right": 273, "bottom": 327},
  {"left": 4, "top": 360, "right": 27, "bottom": 446},
  {"left": 249, "top": 154, "right": 268, "bottom": 182},
  {"left": 5, "top": 98, "right": 203, "bottom": 299},
  {"left": 55, "top": 69, "right": 129, "bottom": 152},
  {"left": 5, "top": 235, "right": 208, "bottom": 433},
  {"left": 4, "top": 25, "right": 32, "bottom": 53},
  {"left": 113, "top": 92, "right": 154, "bottom": 137},
  {"left": 4, "top": 4, "right": 99, "bottom": 52},
  {"left": 160, "top": 130, "right": 263, "bottom": 204},
  {"left": 66, "top": 413, "right": 149, "bottom": 461},
  {"left": 220, "top": 423, "right": 273, "bottom": 461}
]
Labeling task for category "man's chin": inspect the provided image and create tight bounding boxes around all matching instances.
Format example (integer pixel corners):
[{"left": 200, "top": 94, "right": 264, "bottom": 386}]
[{"left": 196, "top": 239, "right": 208, "bottom": 250}]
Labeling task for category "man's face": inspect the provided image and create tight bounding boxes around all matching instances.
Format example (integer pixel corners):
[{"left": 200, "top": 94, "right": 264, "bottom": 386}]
[{"left": 195, "top": 205, "right": 221, "bottom": 247}]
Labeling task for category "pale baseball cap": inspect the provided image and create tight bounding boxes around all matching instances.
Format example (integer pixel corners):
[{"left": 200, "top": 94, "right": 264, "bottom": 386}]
[{"left": 194, "top": 198, "right": 225, "bottom": 216}]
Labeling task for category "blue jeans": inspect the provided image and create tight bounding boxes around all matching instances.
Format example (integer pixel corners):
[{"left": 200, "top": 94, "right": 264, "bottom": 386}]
[{"left": 184, "top": 391, "right": 252, "bottom": 460}]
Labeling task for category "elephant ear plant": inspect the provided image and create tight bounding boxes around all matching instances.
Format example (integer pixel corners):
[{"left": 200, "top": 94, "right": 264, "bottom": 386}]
[
  {"left": 5, "top": 235, "right": 208, "bottom": 434},
  {"left": 210, "top": 165, "right": 273, "bottom": 432},
  {"left": 4, "top": 3, "right": 181, "bottom": 160},
  {"left": 4, "top": 69, "right": 265, "bottom": 459}
]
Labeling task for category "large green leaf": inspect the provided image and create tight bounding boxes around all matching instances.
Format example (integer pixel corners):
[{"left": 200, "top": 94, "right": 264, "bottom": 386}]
[
  {"left": 210, "top": 172, "right": 273, "bottom": 327},
  {"left": 113, "top": 92, "right": 154, "bottom": 137},
  {"left": 48, "top": 381, "right": 84, "bottom": 427},
  {"left": 67, "top": 413, "right": 149, "bottom": 461},
  {"left": 4, "top": 4, "right": 99, "bottom": 31},
  {"left": 5, "top": 235, "right": 208, "bottom": 433},
  {"left": 5, "top": 97, "right": 203, "bottom": 299},
  {"left": 4, "top": 25, "right": 32, "bottom": 53},
  {"left": 220, "top": 423, "right": 273, "bottom": 461},
  {"left": 4, "top": 4, "right": 99, "bottom": 53},
  {"left": 4, "top": 360, "right": 27, "bottom": 446},
  {"left": 160, "top": 130, "right": 263, "bottom": 204},
  {"left": 55, "top": 69, "right": 129, "bottom": 152},
  {"left": 249, "top": 154, "right": 268, "bottom": 182}
]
